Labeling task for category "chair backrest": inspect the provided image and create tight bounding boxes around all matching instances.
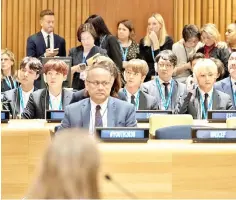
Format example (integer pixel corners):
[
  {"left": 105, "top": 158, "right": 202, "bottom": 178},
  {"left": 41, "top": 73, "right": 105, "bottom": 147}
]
[
  {"left": 227, "top": 117, "right": 236, "bottom": 128},
  {"left": 155, "top": 125, "right": 211, "bottom": 139},
  {"left": 149, "top": 114, "right": 193, "bottom": 136}
]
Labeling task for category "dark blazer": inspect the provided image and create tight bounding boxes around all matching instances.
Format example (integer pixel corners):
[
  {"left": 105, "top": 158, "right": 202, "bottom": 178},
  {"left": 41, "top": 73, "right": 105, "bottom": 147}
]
[
  {"left": 60, "top": 96, "right": 137, "bottom": 129},
  {"left": 26, "top": 31, "right": 66, "bottom": 58},
  {"left": 68, "top": 45, "right": 107, "bottom": 90},
  {"left": 197, "top": 46, "right": 230, "bottom": 78},
  {"left": 120, "top": 89, "right": 159, "bottom": 110},
  {"left": 96, "top": 34, "right": 123, "bottom": 73},
  {"left": 214, "top": 77, "right": 236, "bottom": 109},
  {"left": 175, "top": 88, "right": 233, "bottom": 119},
  {"left": 141, "top": 78, "right": 186, "bottom": 111},
  {"left": 69, "top": 89, "right": 127, "bottom": 104},
  {"left": 3, "top": 87, "right": 38, "bottom": 118},
  {"left": 1, "top": 78, "right": 19, "bottom": 93},
  {"left": 21, "top": 88, "right": 73, "bottom": 119},
  {"left": 139, "top": 36, "right": 173, "bottom": 81}
]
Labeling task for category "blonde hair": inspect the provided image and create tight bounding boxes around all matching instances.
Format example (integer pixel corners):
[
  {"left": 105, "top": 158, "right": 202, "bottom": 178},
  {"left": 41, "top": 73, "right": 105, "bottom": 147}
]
[
  {"left": 27, "top": 129, "right": 100, "bottom": 199},
  {"left": 1, "top": 49, "right": 16, "bottom": 79},
  {"left": 125, "top": 59, "right": 149, "bottom": 77},
  {"left": 200, "top": 23, "right": 221, "bottom": 43},
  {"left": 144, "top": 13, "right": 168, "bottom": 47}
]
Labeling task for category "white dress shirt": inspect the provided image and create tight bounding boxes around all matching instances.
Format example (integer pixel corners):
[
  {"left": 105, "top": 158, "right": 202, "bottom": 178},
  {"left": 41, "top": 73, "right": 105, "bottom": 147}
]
[
  {"left": 124, "top": 88, "right": 139, "bottom": 108},
  {"left": 158, "top": 77, "right": 172, "bottom": 110},
  {"left": 89, "top": 98, "right": 108, "bottom": 134},
  {"left": 198, "top": 87, "right": 214, "bottom": 119},
  {"left": 41, "top": 29, "right": 54, "bottom": 50},
  {"left": 20, "top": 87, "right": 34, "bottom": 113},
  {"left": 49, "top": 92, "right": 62, "bottom": 110}
]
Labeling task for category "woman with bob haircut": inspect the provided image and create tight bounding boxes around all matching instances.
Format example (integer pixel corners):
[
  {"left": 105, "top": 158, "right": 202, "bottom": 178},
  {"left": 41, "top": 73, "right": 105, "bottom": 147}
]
[
  {"left": 139, "top": 13, "right": 173, "bottom": 81},
  {"left": 27, "top": 128, "right": 100, "bottom": 199},
  {"left": 22, "top": 59, "right": 73, "bottom": 119}
]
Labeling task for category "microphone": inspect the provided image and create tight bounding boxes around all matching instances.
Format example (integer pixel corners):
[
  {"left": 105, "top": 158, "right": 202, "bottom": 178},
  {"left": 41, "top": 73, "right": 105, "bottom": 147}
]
[{"left": 104, "top": 174, "right": 137, "bottom": 199}]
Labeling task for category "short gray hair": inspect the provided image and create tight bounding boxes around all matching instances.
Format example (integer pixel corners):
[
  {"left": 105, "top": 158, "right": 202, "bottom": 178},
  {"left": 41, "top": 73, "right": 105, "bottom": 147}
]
[{"left": 155, "top": 50, "right": 177, "bottom": 67}]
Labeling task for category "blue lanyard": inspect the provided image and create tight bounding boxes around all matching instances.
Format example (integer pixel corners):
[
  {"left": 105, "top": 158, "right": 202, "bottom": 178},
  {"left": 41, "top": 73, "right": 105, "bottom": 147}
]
[
  {"left": 82, "top": 55, "right": 86, "bottom": 64},
  {"left": 151, "top": 47, "right": 155, "bottom": 61},
  {"left": 5, "top": 76, "right": 16, "bottom": 89},
  {"left": 123, "top": 88, "right": 140, "bottom": 110},
  {"left": 119, "top": 44, "right": 129, "bottom": 61},
  {"left": 18, "top": 87, "right": 24, "bottom": 113},
  {"left": 155, "top": 78, "right": 173, "bottom": 110},
  {"left": 100, "top": 35, "right": 107, "bottom": 47},
  {"left": 49, "top": 97, "right": 63, "bottom": 110},
  {"left": 233, "top": 91, "right": 236, "bottom": 107},
  {"left": 199, "top": 93, "right": 213, "bottom": 119}
]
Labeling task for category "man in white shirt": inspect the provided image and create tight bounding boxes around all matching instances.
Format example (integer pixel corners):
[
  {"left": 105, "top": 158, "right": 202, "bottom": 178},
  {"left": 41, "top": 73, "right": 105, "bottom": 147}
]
[
  {"left": 60, "top": 55, "right": 137, "bottom": 133},
  {"left": 142, "top": 50, "right": 186, "bottom": 111},
  {"left": 215, "top": 52, "right": 236, "bottom": 109},
  {"left": 3, "top": 57, "right": 42, "bottom": 118},
  {"left": 176, "top": 59, "right": 233, "bottom": 119}
]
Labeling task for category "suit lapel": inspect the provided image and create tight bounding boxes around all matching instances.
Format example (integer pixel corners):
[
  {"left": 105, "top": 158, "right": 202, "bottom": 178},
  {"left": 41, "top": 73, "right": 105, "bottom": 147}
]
[
  {"left": 222, "top": 78, "right": 234, "bottom": 104},
  {"left": 62, "top": 89, "right": 70, "bottom": 109},
  {"left": 138, "top": 91, "right": 146, "bottom": 110},
  {"left": 38, "top": 32, "right": 46, "bottom": 50},
  {"left": 190, "top": 89, "right": 201, "bottom": 119},
  {"left": 153, "top": 79, "right": 162, "bottom": 108},
  {"left": 13, "top": 89, "right": 20, "bottom": 115},
  {"left": 107, "top": 97, "right": 115, "bottom": 127},
  {"left": 212, "top": 89, "right": 220, "bottom": 110},
  {"left": 82, "top": 99, "right": 91, "bottom": 128},
  {"left": 53, "top": 33, "right": 58, "bottom": 48},
  {"left": 41, "top": 89, "right": 48, "bottom": 112},
  {"left": 171, "top": 80, "right": 178, "bottom": 110}
]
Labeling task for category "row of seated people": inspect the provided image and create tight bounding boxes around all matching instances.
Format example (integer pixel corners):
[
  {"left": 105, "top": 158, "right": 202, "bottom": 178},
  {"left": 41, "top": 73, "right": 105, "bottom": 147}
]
[
  {"left": 2, "top": 10, "right": 236, "bottom": 93},
  {"left": 1, "top": 53, "right": 235, "bottom": 132}
]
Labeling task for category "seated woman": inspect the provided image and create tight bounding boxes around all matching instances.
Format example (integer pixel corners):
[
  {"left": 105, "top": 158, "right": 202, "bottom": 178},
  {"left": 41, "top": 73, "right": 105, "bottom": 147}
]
[
  {"left": 225, "top": 22, "right": 236, "bottom": 53},
  {"left": 197, "top": 23, "right": 230, "bottom": 77},
  {"left": 139, "top": 13, "right": 173, "bottom": 81},
  {"left": 117, "top": 20, "right": 139, "bottom": 65},
  {"left": 1, "top": 49, "right": 18, "bottom": 92},
  {"left": 69, "top": 23, "right": 107, "bottom": 91},
  {"left": 122, "top": 59, "right": 158, "bottom": 110},
  {"left": 22, "top": 59, "right": 73, "bottom": 119},
  {"left": 27, "top": 128, "right": 100, "bottom": 199}
]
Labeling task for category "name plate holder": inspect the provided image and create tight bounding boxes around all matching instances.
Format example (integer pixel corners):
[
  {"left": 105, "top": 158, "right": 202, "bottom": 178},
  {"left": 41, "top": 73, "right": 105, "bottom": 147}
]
[
  {"left": 96, "top": 127, "right": 149, "bottom": 143},
  {"left": 1, "top": 110, "right": 10, "bottom": 123},
  {"left": 46, "top": 110, "right": 65, "bottom": 123},
  {"left": 207, "top": 110, "right": 236, "bottom": 123},
  {"left": 136, "top": 110, "right": 172, "bottom": 123},
  {"left": 191, "top": 127, "right": 236, "bottom": 143}
]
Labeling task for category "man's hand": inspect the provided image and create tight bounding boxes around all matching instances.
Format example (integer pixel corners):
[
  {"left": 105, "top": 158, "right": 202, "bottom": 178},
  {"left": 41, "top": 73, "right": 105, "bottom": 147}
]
[{"left": 45, "top": 48, "right": 59, "bottom": 57}]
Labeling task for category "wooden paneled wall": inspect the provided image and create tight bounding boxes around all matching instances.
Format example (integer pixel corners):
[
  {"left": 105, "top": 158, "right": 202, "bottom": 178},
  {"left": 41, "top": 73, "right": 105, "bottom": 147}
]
[
  {"left": 174, "top": 0, "right": 236, "bottom": 42},
  {"left": 1, "top": 0, "right": 89, "bottom": 66}
]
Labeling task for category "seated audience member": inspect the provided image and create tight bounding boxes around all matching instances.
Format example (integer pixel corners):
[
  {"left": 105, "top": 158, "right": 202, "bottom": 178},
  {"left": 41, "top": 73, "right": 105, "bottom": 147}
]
[
  {"left": 142, "top": 50, "right": 186, "bottom": 111},
  {"left": 197, "top": 23, "right": 230, "bottom": 77},
  {"left": 210, "top": 57, "right": 225, "bottom": 81},
  {"left": 117, "top": 20, "right": 140, "bottom": 65},
  {"left": 1, "top": 49, "right": 18, "bottom": 92},
  {"left": 176, "top": 59, "right": 233, "bottom": 119},
  {"left": 27, "top": 129, "right": 100, "bottom": 199},
  {"left": 3, "top": 57, "right": 42, "bottom": 118},
  {"left": 60, "top": 55, "right": 137, "bottom": 132},
  {"left": 26, "top": 9, "right": 66, "bottom": 58},
  {"left": 172, "top": 24, "right": 202, "bottom": 83},
  {"left": 225, "top": 22, "right": 236, "bottom": 53},
  {"left": 215, "top": 52, "right": 236, "bottom": 109},
  {"left": 69, "top": 56, "right": 127, "bottom": 104},
  {"left": 139, "top": 13, "right": 173, "bottom": 81},
  {"left": 186, "top": 52, "right": 205, "bottom": 91},
  {"left": 22, "top": 59, "right": 73, "bottom": 119},
  {"left": 69, "top": 23, "right": 107, "bottom": 91},
  {"left": 122, "top": 59, "right": 158, "bottom": 110}
]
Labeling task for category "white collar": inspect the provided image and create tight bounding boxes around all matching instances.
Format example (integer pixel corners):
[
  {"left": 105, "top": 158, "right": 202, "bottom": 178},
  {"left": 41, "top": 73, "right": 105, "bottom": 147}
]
[
  {"left": 21, "top": 86, "right": 34, "bottom": 95},
  {"left": 90, "top": 98, "right": 109, "bottom": 111},
  {"left": 198, "top": 87, "right": 214, "bottom": 98},
  {"left": 124, "top": 88, "right": 139, "bottom": 99},
  {"left": 49, "top": 91, "right": 62, "bottom": 100},
  {"left": 158, "top": 76, "right": 172, "bottom": 85},
  {"left": 41, "top": 29, "right": 53, "bottom": 39}
]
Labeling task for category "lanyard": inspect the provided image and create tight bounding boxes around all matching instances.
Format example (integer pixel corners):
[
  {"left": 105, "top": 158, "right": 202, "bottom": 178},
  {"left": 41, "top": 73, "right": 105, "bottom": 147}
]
[
  {"left": 5, "top": 76, "right": 16, "bottom": 89},
  {"left": 155, "top": 78, "right": 173, "bottom": 110},
  {"left": 100, "top": 35, "right": 107, "bottom": 47},
  {"left": 49, "top": 97, "right": 63, "bottom": 110},
  {"left": 18, "top": 87, "right": 25, "bottom": 113},
  {"left": 199, "top": 93, "right": 213, "bottom": 119},
  {"left": 82, "top": 55, "right": 86, "bottom": 64},
  {"left": 151, "top": 47, "right": 155, "bottom": 61},
  {"left": 119, "top": 44, "right": 129, "bottom": 61},
  {"left": 233, "top": 91, "right": 236, "bottom": 107},
  {"left": 123, "top": 88, "right": 140, "bottom": 110}
]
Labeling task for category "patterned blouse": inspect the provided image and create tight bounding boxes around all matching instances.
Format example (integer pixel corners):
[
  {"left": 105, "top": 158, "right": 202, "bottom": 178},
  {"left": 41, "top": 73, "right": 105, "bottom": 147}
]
[{"left": 120, "top": 40, "right": 140, "bottom": 61}]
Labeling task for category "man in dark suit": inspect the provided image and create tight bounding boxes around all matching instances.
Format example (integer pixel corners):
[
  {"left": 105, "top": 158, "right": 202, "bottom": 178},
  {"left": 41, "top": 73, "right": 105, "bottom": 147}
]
[
  {"left": 176, "top": 59, "right": 233, "bottom": 119},
  {"left": 142, "top": 50, "right": 186, "bottom": 111},
  {"left": 122, "top": 59, "right": 158, "bottom": 110},
  {"left": 22, "top": 60, "right": 73, "bottom": 119},
  {"left": 214, "top": 52, "right": 236, "bottom": 109},
  {"left": 60, "top": 55, "right": 137, "bottom": 132},
  {"left": 26, "top": 9, "right": 66, "bottom": 58},
  {"left": 3, "top": 57, "right": 42, "bottom": 118}
]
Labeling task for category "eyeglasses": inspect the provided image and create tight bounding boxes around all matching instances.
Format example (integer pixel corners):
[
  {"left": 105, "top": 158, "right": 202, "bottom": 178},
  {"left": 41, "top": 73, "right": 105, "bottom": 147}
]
[
  {"left": 86, "top": 79, "right": 111, "bottom": 87},
  {"left": 158, "top": 63, "right": 173, "bottom": 69}
]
